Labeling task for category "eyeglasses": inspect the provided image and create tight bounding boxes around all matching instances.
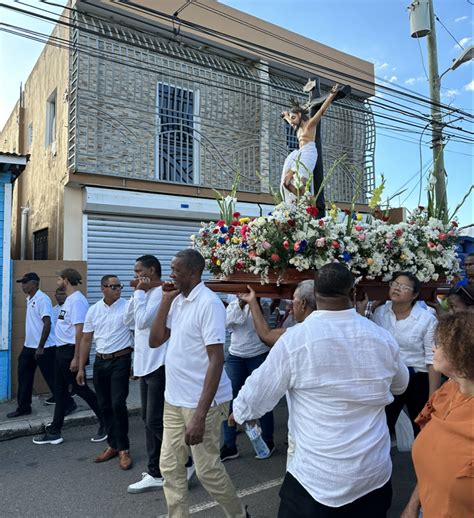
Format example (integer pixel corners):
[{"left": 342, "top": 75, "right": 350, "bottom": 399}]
[
  {"left": 102, "top": 284, "right": 124, "bottom": 290},
  {"left": 389, "top": 280, "right": 414, "bottom": 292}
]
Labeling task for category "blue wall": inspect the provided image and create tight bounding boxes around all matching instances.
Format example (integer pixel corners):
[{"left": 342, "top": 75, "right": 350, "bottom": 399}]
[{"left": 0, "top": 172, "right": 12, "bottom": 400}]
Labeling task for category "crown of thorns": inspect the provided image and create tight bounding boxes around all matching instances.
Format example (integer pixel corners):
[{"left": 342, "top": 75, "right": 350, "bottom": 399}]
[{"left": 288, "top": 97, "right": 308, "bottom": 113}]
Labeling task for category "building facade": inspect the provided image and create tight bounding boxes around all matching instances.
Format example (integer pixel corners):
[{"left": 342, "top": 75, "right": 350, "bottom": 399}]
[{"left": 1, "top": 0, "right": 375, "bottom": 306}]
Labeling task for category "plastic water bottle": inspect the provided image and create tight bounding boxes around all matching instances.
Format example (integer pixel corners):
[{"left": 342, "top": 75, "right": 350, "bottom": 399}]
[{"left": 244, "top": 421, "right": 270, "bottom": 459}]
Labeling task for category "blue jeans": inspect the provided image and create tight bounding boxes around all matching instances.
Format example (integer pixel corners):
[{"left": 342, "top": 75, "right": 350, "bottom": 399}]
[{"left": 223, "top": 352, "right": 274, "bottom": 447}]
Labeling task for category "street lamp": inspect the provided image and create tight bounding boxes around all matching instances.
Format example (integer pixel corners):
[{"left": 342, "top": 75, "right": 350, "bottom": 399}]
[{"left": 440, "top": 45, "right": 474, "bottom": 78}]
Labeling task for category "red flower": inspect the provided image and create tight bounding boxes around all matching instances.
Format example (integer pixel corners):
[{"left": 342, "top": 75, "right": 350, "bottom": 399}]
[
  {"left": 318, "top": 219, "right": 325, "bottom": 227},
  {"left": 271, "top": 253, "right": 280, "bottom": 262},
  {"left": 395, "top": 229, "right": 403, "bottom": 237},
  {"left": 212, "top": 228, "right": 219, "bottom": 234},
  {"left": 451, "top": 221, "right": 458, "bottom": 228},
  {"left": 343, "top": 209, "right": 351, "bottom": 216},
  {"left": 228, "top": 226, "right": 235, "bottom": 234},
  {"left": 332, "top": 240, "right": 340, "bottom": 249},
  {"left": 438, "top": 233, "right": 447, "bottom": 241},
  {"left": 233, "top": 212, "right": 241, "bottom": 218},
  {"left": 283, "top": 240, "right": 290, "bottom": 250},
  {"left": 217, "top": 220, "right": 225, "bottom": 227},
  {"left": 203, "top": 240, "right": 208, "bottom": 245},
  {"left": 231, "top": 220, "right": 240, "bottom": 227},
  {"left": 382, "top": 216, "right": 390, "bottom": 222},
  {"left": 235, "top": 260, "right": 244, "bottom": 270},
  {"left": 306, "top": 206, "right": 319, "bottom": 217},
  {"left": 287, "top": 219, "right": 296, "bottom": 227}
]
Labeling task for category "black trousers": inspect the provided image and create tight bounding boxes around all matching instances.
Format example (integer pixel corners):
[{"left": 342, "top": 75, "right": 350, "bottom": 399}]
[
  {"left": 17, "top": 346, "right": 56, "bottom": 412},
  {"left": 385, "top": 370, "right": 429, "bottom": 437},
  {"left": 140, "top": 365, "right": 166, "bottom": 478},
  {"left": 93, "top": 354, "right": 131, "bottom": 451},
  {"left": 49, "top": 345, "right": 101, "bottom": 434},
  {"left": 278, "top": 472, "right": 392, "bottom": 518}
]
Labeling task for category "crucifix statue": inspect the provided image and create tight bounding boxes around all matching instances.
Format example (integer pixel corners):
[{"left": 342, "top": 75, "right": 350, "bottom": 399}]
[{"left": 280, "top": 81, "right": 351, "bottom": 215}]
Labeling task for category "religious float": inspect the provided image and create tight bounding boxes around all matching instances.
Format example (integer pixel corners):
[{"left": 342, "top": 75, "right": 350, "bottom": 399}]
[{"left": 192, "top": 190, "right": 460, "bottom": 301}]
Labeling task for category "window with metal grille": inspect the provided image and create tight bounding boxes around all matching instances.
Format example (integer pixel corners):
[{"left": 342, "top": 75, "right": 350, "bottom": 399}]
[
  {"left": 286, "top": 125, "right": 299, "bottom": 152},
  {"left": 33, "top": 228, "right": 48, "bottom": 260},
  {"left": 156, "top": 83, "right": 200, "bottom": 184}
]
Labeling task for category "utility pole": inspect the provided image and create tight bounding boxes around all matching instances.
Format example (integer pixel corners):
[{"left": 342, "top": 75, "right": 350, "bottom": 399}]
[{"left": 426, "top": 0, "right": 447, "bottom": 218}]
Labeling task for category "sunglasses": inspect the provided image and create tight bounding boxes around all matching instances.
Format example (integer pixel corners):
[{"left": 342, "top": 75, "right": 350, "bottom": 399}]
[{"left": 102, "top": 284, "right": 124, "bottom": 290}]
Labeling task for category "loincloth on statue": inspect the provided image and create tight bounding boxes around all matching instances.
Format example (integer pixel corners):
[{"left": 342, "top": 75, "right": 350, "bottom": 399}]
[{"left": 280, "top": 141, "right": 317, "bottom": 203}]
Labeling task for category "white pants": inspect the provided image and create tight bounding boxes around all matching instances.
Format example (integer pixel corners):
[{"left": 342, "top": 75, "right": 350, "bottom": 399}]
[{"left": 280, "top": 141, "right": 317, "bottom": 204}]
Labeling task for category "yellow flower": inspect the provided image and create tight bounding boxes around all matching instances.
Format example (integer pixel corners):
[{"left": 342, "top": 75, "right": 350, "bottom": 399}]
[
  {"left": 216, "top": 259, "right": 221, "bottom": 266},
  {"left": 367, "top": 258, "right": 374, "bottom": 265},
  {"left": 232, "top": 237, "right": 240, "bottom": 244},
  {"left": 329, "top": 202, "right": 338, "bottom": 220},
  {"left": 239, "top": 217, "right": 250, "bottom": 224},
  {"left": 400, "top": 254, "right": 407, "bottom": 261},
  {"left": 356, "top": 214, "right": 363, "bottom": 221}
]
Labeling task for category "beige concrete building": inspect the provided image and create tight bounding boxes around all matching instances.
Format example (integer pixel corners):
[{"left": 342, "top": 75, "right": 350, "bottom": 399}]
[{"left": 1, "top": 0, "right": 375, "bottom": 306}]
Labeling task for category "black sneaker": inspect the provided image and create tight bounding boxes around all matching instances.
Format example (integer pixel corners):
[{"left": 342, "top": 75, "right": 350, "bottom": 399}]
[
  {"left": 32, "top": 430, "right": 63, "bottom": 445},
  {"left": 220, "top": 445, "right": 239, "bottom": 461},
  {"left": 91, "top": 424, "right": 107, "bottom": 442},
  {"left": 44, "top": 396, "right": 55, "bottom": 405},
  {"left": 6, "top": 409, "right": 32, "bottom": 418},
  {"left": 64, "top": 401, "right": 77, "bottom": 417}
]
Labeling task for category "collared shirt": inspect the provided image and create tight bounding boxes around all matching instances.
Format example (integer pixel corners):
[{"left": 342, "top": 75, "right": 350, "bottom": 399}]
[
  {"left": 372, "top": 301, "right": 437, "bottom": 372},
  {"left": 165, "top": 282, "right": 232, "bottom": 408},
  {"left": 55, "top": 291, "right": 89, "bottom": 346},
  {"left": 233, "top": 309, "right": 409, "bottom": 507},
  {"left": 83, "top": 297, "right": 132, "bottom": 354},
  {"left": 226, "top": 300, "right": 269, "bottom": 358},
  {"left": 123, "top": 287, "right": 166, "bottom": 376},
  {"left": 25, "top": 290, "right": 55, "bottom": 349}
]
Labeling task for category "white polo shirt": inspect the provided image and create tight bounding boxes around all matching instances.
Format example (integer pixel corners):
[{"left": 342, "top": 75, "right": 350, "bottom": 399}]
[
  {"left": 83, "top": 297, "right": 132, "bottom": 354},
  {"left": 165, "top": 282, "right": 232, "bottom": 408},
  {"left": 55, "top": 291, "right": 89, "bottom": 346},
  {"left": 123, "top": 287, "right": 167, "bottom": 376},
  {"left": 25, "top": 290, "right": 55, "bottom": 349}
]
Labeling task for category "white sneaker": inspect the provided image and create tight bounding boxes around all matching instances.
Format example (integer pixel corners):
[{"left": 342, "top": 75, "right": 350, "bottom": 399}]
[
  {"left": 127, "top": 473, "right": 164, "bottom": 494},
  {"left": 186, "top": 463, "right": 196, "bottom": 481}
]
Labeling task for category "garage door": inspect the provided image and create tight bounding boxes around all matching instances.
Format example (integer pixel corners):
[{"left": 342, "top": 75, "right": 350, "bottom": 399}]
[{"left": 85, "top": 214, "right": 205, "bottom": 375}]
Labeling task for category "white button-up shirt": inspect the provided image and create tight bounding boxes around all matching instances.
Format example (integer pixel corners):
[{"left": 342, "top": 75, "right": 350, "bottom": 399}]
[
  {"left": 55, "top": 291, "right": 89, "bottom": 346},
  {"left": 372, "top": 301, "right": 437, "bottom": 372},
  {"left": 226, "top": 300, "right": 269, "bottom": 358},
  {"left": 25, "top": 290, "right": 55, "bottom": 349},
  {"left": 83, "top": 297, "right": 132, "bottom": 354},
  {"left": 233, "top": 308, "right": 409, "bottom": 507},
  {"left": 123, "top": 287, "right": 167, "bottom": 376},
  {"left": 165, "top": 282, "right": 232, "bottom": 408}
]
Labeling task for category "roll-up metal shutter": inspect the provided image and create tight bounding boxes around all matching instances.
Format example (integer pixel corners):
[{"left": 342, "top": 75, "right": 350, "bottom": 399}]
[{"left": 85, "top": 214, "right": 205, "bottom": 376}]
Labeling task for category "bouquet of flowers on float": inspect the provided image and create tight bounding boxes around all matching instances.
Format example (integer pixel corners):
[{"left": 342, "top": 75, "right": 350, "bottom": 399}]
[{"left": 192, "top": 193, "right": 460, "bottom": 284}]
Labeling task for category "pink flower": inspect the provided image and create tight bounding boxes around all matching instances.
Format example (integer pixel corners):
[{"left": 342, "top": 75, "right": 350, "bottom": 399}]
[
  {"left": 283, "top": 240, "right": 290, "bottom": 250},
  {"left": 271, "top": 253, "right": 280, "bottom": 262},
  {"left": 332, "top": 240, "right": 340, "bottom": 249},
  {"left": 262, "top": 240, "right": 271, "bottom": 250},
  {"left": 354, "top": 224, "right": 363, "bottom": 232},
  {"left": 427, "top": 241, "right": 436, "bottom": 251},
  {"left": 294, "top": 241, "right": 301, "bottom": 252},
  {"left": 358, "top": 234, "right": 366, "bottom": 241},
  {"left": 438, "top": 233, "right": 447, "bottom": 241},
  {"left": 316, "top": 238, "right": 326, "bottom": 248}
]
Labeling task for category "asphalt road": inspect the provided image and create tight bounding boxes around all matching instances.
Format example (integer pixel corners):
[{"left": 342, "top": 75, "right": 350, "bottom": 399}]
[{"left": 1, "top": 400, "right": 415, "bottom": 517}]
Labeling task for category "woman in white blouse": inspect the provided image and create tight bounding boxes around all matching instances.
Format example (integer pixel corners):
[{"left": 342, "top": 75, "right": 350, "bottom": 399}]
[{"left": 372, "top": 272, "right": 440, "bottom": 436}]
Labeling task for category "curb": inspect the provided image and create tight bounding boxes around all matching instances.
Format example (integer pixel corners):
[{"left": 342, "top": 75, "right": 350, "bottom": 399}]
[{"left": 0, "top": 406, "right": 141, "bottom": 442}]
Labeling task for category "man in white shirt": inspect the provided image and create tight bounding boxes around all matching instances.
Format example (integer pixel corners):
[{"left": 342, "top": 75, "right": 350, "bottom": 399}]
[
  {"left": 150, "top": 249, "right": 247, "bottom": 518},
  {"left": 33, "top": 268, "right": 103, "bottom": 445},
  {"left": 232, "top": 263, "right": 409, "bottom": 517},
  {"left": 123, "top": 255, "right": 169, "bottom": 493},
  {"left": 76, "top": 275, "right": 133, "bottom": 470},
  {"left": 7, "top": 273, "right": 56, "bottom": 418}
]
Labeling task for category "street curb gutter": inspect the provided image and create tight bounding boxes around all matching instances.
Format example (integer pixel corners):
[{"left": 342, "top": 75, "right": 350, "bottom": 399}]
[{"left": 0, "top": 406, "right": 141, "bottom": 442}]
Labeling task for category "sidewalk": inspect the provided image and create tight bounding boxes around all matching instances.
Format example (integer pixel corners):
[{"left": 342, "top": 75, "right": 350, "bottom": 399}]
[{"left": 0, "top": 380, "right": 141, "bottom": 441}]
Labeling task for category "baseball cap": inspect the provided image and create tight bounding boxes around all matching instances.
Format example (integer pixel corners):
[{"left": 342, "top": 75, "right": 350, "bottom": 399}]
[
  {"left": 58, "top": 268, "right": 82, "bottom": 286},
  {"left": 16, "top": 272, "right": 40, "bottom": 283}
]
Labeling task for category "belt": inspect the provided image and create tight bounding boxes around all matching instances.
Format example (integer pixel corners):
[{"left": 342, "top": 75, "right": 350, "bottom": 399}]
[{"left": 96, "top": 347, "right": 132, "bottom": 360}]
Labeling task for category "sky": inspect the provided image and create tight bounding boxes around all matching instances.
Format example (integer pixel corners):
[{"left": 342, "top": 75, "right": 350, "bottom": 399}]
[{"left": 0, "top": 0, "right": 473, "bottom": 226}]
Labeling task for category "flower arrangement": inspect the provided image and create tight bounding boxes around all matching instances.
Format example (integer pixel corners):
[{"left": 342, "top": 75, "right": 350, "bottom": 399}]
[{"left": 192, "top": 194, "right": 460, "bottom": 284}]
